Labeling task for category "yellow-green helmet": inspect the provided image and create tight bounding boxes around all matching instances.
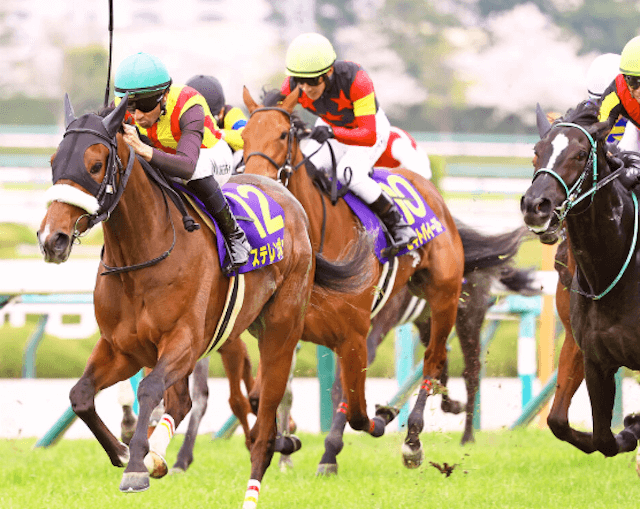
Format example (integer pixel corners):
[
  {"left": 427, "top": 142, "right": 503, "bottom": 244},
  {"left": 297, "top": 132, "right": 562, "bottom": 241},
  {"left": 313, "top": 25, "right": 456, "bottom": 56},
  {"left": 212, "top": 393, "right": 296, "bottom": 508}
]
[
  {"left": 620, "top": 36, "right": 640, "bottom": 77},
  {"left": 285, "top": 33, "right": 337, "bottom": 78}
]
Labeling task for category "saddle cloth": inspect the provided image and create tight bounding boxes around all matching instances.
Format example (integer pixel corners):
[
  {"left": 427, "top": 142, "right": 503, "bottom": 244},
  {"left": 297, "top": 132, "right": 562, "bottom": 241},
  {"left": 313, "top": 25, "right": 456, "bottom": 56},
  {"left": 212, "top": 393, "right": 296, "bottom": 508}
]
[
  {"left": 175, "top": 182, "right": 285, "bottom": 274},
  {"left": 342, "top": 169, "right": 446, "bottom": 264}
]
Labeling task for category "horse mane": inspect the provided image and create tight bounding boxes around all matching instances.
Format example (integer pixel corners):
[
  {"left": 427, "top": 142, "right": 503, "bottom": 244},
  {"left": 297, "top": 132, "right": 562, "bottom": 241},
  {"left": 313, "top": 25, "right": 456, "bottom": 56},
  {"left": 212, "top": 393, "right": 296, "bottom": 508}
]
[{"left": 558, "top": 100, "right": 600, "bottom": 128}]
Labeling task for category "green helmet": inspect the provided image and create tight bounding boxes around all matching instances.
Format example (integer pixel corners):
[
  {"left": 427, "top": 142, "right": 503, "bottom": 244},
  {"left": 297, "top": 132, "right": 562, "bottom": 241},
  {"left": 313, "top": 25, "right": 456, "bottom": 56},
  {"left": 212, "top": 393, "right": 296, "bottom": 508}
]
[
  {"left": 620, "top": 36, "right": 640, "bottom": 77},
  {"left": 285, "top": 33, "right": 337, "bottom": 78},
  {"left": 114, "top": 52, "right": 172, "bottom": 97}
]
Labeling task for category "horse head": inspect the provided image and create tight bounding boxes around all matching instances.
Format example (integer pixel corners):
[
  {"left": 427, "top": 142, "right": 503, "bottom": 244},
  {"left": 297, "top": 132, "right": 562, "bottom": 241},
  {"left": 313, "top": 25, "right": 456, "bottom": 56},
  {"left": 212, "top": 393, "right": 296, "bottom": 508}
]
[
  {"left": 521, "top": 100, "right": 613, "bottom": 242},
  {"left": 242, "top": 86, "right": 303, "bottom": 185},
  {"left": 38, "top": 95, "right": 130, "bottom": 263}
]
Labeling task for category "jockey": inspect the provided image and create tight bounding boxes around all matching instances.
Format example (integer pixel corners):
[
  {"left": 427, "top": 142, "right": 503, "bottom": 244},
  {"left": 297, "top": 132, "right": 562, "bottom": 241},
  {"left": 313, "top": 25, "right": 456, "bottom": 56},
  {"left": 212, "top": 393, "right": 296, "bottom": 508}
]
[
  {"left": 599, "top": 37, "right": 640, "bottom": 153},
  {"left": 375, "top": 126, "right": 432, "bottom": 180},
  {"left": 114, "top": 52, "right": 250, "bottom": 275},
  {"left": 585, "top": 53, "right": 626, "bottom": 144},
  {"left": 281, "top": 32, "right": 416, "bottom": 254},
  {"left": 186, "top": 75, "right": 248, "bottom": 170}
]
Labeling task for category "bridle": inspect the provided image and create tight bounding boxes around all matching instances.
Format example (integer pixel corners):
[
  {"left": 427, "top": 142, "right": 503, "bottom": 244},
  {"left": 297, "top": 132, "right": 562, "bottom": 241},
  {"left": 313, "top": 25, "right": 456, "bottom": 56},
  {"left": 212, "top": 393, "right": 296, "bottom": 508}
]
[
  {"left": 51, "top": 114, "right": 178, "bottom": 276},
  {"left": 531, "top": 121, "right": 638, "bottom": 300},
  {"left": 244, "top": 107, "right": 301, "bottom": 187}
]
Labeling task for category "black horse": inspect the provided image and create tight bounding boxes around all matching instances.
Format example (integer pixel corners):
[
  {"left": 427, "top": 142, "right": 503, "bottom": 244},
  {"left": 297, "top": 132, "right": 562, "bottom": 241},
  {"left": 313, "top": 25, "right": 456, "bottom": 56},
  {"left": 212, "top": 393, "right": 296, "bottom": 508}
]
[{"left": 521, "top": 99, "right": 640, "bottom": 458}]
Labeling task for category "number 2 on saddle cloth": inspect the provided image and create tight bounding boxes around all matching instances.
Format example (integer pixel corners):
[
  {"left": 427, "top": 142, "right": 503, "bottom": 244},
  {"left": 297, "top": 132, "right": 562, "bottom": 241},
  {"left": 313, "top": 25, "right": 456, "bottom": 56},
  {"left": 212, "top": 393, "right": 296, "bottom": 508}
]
[{"left": 341, "top": 169, "right": 446, "bottom": 316}]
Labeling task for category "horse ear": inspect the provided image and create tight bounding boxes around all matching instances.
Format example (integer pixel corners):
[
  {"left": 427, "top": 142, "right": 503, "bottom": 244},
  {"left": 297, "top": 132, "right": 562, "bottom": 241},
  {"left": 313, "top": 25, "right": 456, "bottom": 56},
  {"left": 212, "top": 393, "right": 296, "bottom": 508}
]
[
  {"left": 590, "top": 118, "right": 614, "bottom": 143},
  {"left": 64, "top": 93, "right": 76, "bottom": 129},
  {"left": 282, "top": 86, "right": 300, "bottom": 113},
  {"left": 243, "top": 86, "right": 259, "bottom": 114},
  {"left": 102, "top": 94, "right": 128, "bottom": 137},
  {"left": 536, "top": 103, "right": 552, "bottom": 138}
]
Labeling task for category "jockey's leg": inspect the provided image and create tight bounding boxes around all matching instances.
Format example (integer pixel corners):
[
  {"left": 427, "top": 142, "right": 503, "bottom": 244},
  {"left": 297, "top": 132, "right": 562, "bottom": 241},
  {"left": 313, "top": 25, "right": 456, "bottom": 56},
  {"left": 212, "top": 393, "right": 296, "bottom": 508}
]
[{"left": 188, "top": 140, "right": 250, "bottom": 274}]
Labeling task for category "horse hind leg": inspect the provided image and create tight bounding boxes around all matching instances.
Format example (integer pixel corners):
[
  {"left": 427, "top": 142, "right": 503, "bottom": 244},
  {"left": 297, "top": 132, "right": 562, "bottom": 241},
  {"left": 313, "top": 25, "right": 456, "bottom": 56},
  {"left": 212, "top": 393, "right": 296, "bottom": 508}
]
[
  {"left": 172, "top": 357, "right": 210, "bottom": 474},
  {"left": 403, "top": 272, "right": 460, "bottom": 469},
  {"left": 118, "top": 380, "right": 138, "bottom": 446}
]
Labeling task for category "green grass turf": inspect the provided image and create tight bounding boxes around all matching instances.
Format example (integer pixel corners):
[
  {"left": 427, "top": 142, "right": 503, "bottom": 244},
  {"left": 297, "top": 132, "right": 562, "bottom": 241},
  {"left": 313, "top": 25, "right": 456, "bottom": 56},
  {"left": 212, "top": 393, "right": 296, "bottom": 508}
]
[{"left": 0, "top": 428, "right": 637, "bottom": 509}]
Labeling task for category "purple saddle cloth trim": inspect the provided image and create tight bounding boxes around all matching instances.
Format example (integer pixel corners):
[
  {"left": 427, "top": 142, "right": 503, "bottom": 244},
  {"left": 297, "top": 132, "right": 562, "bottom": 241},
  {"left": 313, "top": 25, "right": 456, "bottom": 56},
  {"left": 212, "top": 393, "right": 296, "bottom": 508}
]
[
  {"left": 175, "top": 182, "right": 285, "bottom": 274},
  {"left": 341, "top": 169, "right": 446, "bottom": 263}
]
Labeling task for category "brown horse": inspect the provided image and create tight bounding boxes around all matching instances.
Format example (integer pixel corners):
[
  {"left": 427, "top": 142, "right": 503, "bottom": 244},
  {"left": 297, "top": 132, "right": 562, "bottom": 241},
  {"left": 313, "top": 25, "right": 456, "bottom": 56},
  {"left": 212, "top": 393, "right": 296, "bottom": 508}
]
[
  {"left": 241, "top": 86, "right": 526, "bottom": 471},
  {"left": 37, "top": 95, "right": 371, "bottom": 504}
]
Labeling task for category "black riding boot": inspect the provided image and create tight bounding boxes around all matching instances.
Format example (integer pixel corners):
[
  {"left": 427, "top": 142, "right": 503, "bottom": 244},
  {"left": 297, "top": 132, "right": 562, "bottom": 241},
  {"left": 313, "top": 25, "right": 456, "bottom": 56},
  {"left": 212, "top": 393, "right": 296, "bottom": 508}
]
[
  {"left": 187, "top": 176, "right": 251, "bottom": 274},
  {"left": 369, "top": 192, "right": 417, "bottom": 255}
]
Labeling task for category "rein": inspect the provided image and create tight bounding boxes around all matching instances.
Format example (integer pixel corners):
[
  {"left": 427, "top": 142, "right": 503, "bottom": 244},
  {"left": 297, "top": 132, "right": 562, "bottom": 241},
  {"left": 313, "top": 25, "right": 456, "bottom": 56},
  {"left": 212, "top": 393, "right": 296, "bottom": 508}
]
[{"left": 533, "top": 121, "right": 638, "bottom": 300}]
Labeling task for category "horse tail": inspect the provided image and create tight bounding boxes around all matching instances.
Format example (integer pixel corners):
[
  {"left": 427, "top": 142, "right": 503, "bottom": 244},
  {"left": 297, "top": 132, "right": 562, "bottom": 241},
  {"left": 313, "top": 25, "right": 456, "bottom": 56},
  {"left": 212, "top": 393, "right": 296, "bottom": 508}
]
[
  {"left": 494, "top": 266, "right": 541, "bottom": 296},
  {"left": 455, "top": 218, "right": 531, "bottom": 274},
  {"left": 313, "top": 228, "right": 375, "bottom": 293}
]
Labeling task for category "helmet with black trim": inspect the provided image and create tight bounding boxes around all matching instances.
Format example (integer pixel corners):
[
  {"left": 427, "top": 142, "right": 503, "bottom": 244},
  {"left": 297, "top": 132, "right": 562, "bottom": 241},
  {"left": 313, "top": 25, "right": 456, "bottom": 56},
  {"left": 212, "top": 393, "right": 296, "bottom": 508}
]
[
  {"left": 114, "top": 52, "right": 172, "bottom": 97},
  {"left": 285, "top": 33, "right": 337, "bottom": 78}
]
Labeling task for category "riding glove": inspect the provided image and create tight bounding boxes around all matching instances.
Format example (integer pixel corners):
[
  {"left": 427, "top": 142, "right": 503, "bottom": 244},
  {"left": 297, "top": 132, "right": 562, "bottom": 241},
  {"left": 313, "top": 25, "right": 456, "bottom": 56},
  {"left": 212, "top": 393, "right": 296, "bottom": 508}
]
[{"left": 309, "top": 125, "right": 334, "bottom": 144}]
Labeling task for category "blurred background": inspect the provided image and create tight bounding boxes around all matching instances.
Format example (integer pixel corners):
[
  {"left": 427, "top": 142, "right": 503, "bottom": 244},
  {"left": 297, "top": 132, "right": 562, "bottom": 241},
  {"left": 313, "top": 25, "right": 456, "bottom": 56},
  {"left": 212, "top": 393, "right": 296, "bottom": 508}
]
[{"left": 2, "top": 0, "right": 637, "bottom": 130}]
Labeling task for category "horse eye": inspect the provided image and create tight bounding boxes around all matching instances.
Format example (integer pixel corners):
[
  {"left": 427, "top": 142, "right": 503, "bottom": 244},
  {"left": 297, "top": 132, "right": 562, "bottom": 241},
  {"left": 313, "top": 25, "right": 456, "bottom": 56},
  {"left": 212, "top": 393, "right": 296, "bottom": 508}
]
[
  {"left": 279, "top": 131, "right": 287, "bottom": 140},
  {"left": 577, "top": 150, "right": 588, "bottom": 160},
  {"left": 90, "top": 161, "right": 103, "bottom": 174}
]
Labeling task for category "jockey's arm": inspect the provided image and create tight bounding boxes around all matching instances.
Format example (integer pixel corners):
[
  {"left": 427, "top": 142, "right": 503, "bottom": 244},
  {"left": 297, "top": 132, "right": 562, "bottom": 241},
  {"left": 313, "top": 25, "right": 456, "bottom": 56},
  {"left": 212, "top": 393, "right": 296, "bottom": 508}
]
[
  {"left": 150, "top": 105, "right": 205, "bottom": 180},
  {"left": 331, "top": 71, "right": 378, "bottom": 147}
]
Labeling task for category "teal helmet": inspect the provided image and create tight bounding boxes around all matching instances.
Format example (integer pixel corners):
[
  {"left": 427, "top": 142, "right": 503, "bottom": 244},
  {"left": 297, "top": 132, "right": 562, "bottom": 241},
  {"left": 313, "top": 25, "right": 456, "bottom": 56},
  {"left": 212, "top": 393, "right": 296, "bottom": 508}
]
[{"left": 114, "top": 52, "right": 172, "bottom": 97}]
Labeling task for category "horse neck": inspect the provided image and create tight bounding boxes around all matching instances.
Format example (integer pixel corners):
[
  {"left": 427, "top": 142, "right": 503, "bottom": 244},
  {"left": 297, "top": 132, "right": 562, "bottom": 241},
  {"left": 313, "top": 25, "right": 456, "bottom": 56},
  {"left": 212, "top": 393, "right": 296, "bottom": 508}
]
[
  {"left": 288, "top": 148, "right": 358, "bottom": 256},
  {"left": 566, "top": 167, "right": 637, "bottom": 290},
  {"left": 101, "top": 137, "right": 172, "bottom": 268}
]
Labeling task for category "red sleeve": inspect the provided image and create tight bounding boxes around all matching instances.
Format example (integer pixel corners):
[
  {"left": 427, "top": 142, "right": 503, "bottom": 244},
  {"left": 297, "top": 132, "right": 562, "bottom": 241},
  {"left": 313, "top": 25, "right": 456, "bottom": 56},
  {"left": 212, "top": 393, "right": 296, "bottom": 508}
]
[
  {"left": 280, "top": 77, "right": 293, "bottom": 96},
  {"left": 331, "top": 69, "right": 377, "bottom": 146},
  {"left": 332, "top": 115, "right": 377, "bottom": 146}
]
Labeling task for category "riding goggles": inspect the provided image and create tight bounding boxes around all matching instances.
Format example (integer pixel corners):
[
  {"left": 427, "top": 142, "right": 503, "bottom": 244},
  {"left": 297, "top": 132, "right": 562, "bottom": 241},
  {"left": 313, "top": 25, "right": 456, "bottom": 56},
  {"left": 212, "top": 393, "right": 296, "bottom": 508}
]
[
  {"left": 624, "top": 74, "right": 640, "bottom": 90},
  {"left": 293, "top": 75, "right": 324, "bottom": 87},
  {"left": 126, "top": 92, "right": 164, "bottom": 113}
]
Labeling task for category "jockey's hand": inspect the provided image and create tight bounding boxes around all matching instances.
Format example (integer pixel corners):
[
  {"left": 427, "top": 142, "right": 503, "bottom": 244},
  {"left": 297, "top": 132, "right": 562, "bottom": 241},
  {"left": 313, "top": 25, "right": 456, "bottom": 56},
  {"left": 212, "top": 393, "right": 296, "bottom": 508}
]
[
  {"left": 122, "top": 123, "right": 153, "bottom": 162},
  {"left": 309, "top": 125, "right": 334, "bottom": 144}
]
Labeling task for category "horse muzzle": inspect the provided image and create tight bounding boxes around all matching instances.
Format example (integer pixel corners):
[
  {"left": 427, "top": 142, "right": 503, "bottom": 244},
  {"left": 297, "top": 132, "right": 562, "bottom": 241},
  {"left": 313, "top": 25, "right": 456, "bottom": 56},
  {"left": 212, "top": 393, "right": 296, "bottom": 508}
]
[{"left": 38, "top": 229, "right": 73, "bottom": 264}]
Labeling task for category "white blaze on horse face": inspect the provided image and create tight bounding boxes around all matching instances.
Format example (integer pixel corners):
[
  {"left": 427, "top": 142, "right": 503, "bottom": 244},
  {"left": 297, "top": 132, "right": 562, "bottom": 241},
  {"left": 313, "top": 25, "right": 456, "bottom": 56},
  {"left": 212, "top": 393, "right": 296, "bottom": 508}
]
[{"left": 546, "top": 133, "right": 570, "bottom": 172}]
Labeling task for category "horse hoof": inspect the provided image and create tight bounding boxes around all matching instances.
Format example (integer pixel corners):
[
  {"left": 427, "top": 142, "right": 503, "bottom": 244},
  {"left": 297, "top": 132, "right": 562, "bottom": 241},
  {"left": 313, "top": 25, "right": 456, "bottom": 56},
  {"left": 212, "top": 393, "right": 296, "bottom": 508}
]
[
  {"left": 279, "top": 454, "right": 294, "bottom": 472},
  {"left": 119, "top": 471, "right": 150, "bottom": 493},
  {"left": 144, "top": 451, "right": 168, "bottom": 479},
  {"left": 402, "top": 442, "right": 424, "bottom": 469},
  {"left": 316, "top": 463, "right": 338, "bottom": 476},
  {"left": 169, "top": 466, "right": 186, "bottom": 475},
  {"left": 375, "top": 404, "right": 399, "bottom": 424}
]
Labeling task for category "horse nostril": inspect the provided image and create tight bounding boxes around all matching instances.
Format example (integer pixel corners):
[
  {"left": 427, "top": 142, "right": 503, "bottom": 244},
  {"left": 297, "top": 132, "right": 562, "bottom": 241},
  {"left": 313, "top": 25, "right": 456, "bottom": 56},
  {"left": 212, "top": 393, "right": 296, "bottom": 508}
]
[
  {"left": 52, "top": 232, "right": 71, "bottom": 253},
  {"left": 536, "top": 198, "right": 553, "bottom": 216}
]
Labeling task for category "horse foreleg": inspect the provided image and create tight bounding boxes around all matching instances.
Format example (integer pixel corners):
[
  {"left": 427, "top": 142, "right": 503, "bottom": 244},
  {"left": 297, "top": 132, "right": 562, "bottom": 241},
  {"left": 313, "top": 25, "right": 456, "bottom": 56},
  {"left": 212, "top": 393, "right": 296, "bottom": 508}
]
[
  {"left": 121, "top": 346, "right": 192, "bottom": 493},
  {"left": 172, "top": 357, "right": 210, "bottom": 473},
  {"left": 70, "top": 337, "right": 140, "bottom": 469},
  {"left": 403, "top": 285, "right": 459, "bottom": 469}
]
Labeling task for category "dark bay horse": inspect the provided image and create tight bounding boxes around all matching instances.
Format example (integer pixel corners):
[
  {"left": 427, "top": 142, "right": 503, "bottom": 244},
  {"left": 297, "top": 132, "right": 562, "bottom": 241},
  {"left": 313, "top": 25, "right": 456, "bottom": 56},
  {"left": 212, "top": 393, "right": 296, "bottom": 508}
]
[
  {"left": 521, "top": 99, "right": 640, "bottom": 458},
  {"left": 241, "top": 86, "right": 529, "bottom": 472},
  {"left": 37, "top": 96, "right": 371, "bottom": 504}
]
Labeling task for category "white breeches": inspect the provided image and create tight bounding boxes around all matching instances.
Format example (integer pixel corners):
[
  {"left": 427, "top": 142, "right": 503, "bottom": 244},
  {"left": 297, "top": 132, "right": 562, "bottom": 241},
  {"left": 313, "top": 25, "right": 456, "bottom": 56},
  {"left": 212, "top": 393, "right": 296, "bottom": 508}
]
[
  {"left": 302, "top": 109, "right": 391, "bottom": 204},
  {"left": 191, "top": 139, "right": 234, "bottom": 186},
  {"left": 390, "top": 129, "right": 432, "bottom": 180},
  {"left": 618, "top": 122, "right": 640, "bottom": 152}
]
